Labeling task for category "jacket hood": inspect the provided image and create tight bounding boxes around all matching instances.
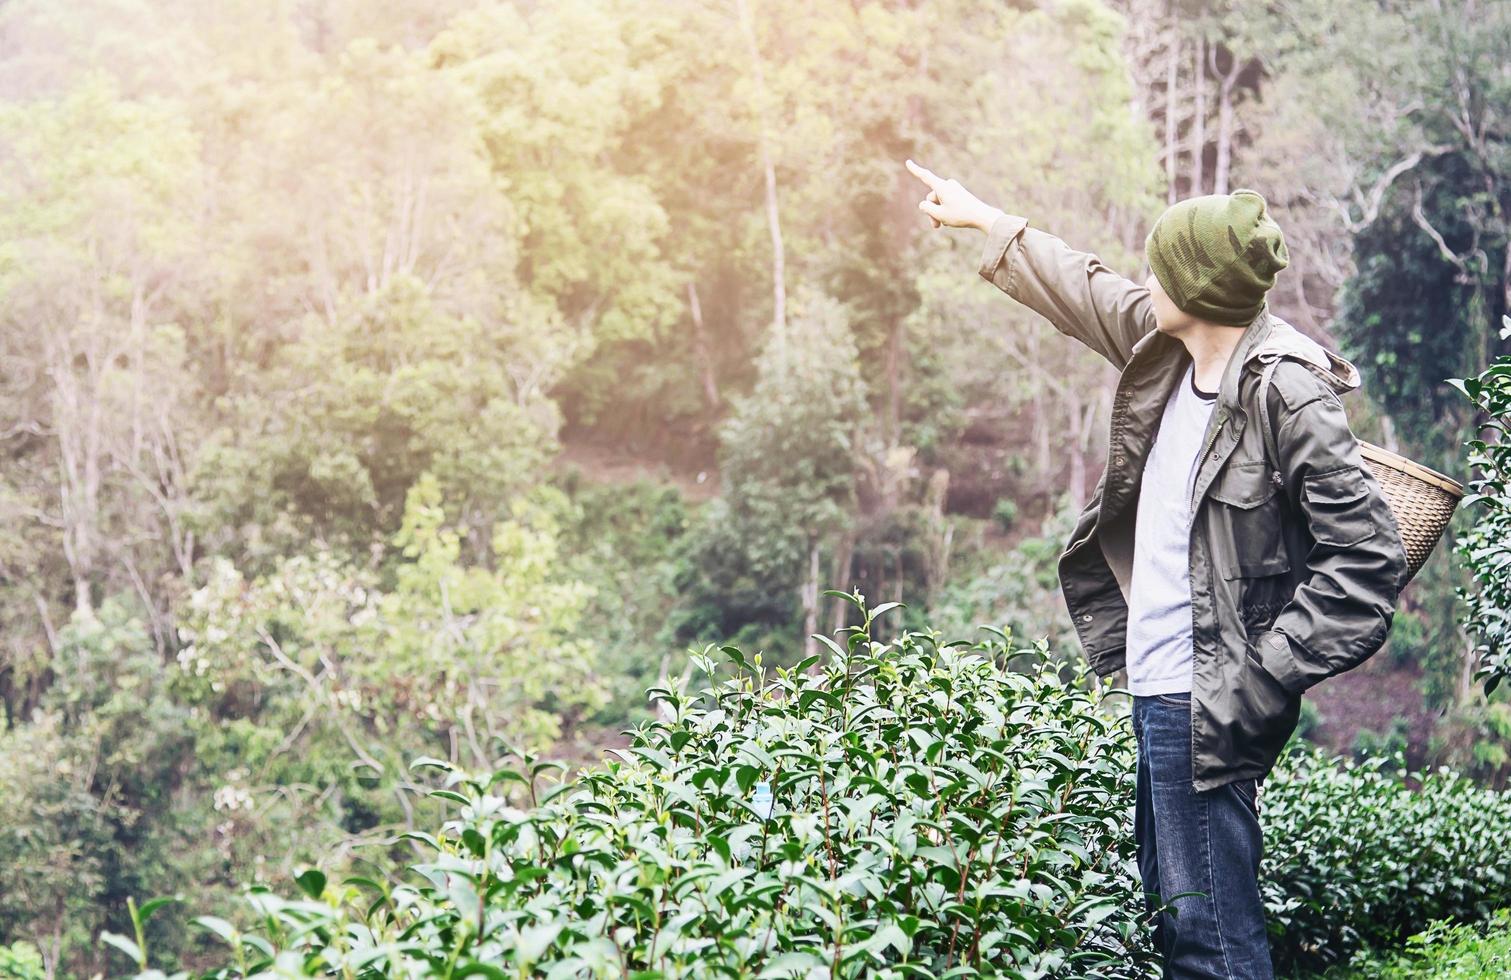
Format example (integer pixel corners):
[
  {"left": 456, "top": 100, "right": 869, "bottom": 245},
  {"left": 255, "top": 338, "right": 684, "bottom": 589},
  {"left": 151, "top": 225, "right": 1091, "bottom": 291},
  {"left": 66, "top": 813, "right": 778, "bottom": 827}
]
[{"left": 1246, "top": 315, "right": 1360, "bottom": 394}]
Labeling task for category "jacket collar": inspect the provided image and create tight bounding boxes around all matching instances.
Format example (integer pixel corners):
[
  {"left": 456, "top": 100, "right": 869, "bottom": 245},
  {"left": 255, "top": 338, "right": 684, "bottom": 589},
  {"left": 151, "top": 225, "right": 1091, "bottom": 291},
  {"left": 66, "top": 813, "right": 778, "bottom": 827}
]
[
  {"left": 1246, "top": 315, "right": 1361, "bottom": 394},
  {"left": 1127, "top": 304, "right": 1361, "bottom": 415}
]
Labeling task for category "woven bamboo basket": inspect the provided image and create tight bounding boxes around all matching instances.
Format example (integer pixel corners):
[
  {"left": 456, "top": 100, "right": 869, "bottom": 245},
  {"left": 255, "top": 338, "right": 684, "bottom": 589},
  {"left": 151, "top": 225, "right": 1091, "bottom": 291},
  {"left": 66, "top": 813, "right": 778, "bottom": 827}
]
[{"left": 1357, "top": 441, "right": 1464, "bottom": 584}]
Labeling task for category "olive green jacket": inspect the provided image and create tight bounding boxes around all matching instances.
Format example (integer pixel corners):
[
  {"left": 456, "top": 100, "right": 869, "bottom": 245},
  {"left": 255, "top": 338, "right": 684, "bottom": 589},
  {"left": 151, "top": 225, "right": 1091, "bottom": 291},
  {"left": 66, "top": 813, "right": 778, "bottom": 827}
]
[{"left": 978, "top": 213, "right": 1409, "bottom": 792}]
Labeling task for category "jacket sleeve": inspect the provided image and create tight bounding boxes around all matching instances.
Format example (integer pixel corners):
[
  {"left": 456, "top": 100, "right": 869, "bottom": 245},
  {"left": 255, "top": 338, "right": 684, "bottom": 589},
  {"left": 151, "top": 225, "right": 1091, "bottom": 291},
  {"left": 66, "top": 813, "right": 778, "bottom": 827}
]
[
  {"left": 1251, "top": 368, "right": 1410, "bottom": 696},
  {"left": 977, "top": 212, "right": 1157, "bottom": 371}
]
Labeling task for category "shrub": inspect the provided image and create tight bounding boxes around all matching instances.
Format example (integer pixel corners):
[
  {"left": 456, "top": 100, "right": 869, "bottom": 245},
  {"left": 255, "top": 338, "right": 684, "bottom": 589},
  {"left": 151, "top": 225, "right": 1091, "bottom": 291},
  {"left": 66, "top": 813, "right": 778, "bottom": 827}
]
[
  {"left": 991, "top": 498, "right": 1018, "bottom": 532},
  {"left": 1347, "top": 720, "right": 1411, "bottom": 771},
  {"left": 0, "top": 942, "right": 45, "bottom": 980},
  {"left": 1453, "top": 316, "right": 1511, "bottom": 694},
  {"left": 110, "top": 596, "right": 1159, "bottom": 979},
  {"left": 1294, "top": 697, "right": 1323, "bottom": 743},
  {"left": 1262, "top": 747, "right": 1511, "bottom": 974},
  {"left": 103, "top": 598, "right": 1511, "bottom": 978},
  {"left": 1327, "top": 908, "right": 1511, "bottom": 978}
]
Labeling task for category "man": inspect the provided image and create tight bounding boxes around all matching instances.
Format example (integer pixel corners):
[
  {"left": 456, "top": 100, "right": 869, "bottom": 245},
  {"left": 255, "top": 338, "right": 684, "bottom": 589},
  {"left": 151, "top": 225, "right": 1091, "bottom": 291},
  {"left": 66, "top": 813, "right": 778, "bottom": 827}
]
[{"left": 905, "top": 159, "right": 1408, "bottom": 979}]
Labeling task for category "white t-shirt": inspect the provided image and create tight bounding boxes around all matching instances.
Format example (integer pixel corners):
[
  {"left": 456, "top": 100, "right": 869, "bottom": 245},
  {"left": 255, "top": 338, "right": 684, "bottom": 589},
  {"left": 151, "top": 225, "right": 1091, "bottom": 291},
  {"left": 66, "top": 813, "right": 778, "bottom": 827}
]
[{"left": 1125, "top": 362, "right": 1217, "bottom": 696}]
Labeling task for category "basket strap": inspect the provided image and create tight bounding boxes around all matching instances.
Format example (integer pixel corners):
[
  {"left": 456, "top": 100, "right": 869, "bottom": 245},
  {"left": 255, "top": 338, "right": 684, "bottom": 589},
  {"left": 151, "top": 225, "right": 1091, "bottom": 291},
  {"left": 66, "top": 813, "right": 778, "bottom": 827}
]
[{"left": 1257, "top": 357, "right": 1285, "bottom": 493}]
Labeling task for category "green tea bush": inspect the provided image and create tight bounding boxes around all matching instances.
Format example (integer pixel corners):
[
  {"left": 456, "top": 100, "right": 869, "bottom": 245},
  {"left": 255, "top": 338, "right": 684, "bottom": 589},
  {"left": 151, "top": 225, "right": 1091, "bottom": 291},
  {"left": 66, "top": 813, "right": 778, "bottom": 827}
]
[
  {"left": 105, "top": 595, "right": 1511, "bottom": 978},
  {"left": 1326, "top": 908, "right": 1511, "bottom": 978},
  {"left": 1454, "top": 316, "right": 1511, "bottom": 693},
  {"left": 111, "top": 595, "right": 1158, "bottom": 979},
  {"left": 1262, "top": 748, "right": 1511, "bottom": 974}
]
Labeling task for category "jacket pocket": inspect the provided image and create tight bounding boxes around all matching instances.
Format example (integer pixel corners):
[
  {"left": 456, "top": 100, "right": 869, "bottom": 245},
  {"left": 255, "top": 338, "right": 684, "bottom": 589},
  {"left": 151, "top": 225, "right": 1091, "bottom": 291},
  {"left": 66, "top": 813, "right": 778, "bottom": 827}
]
[
  {"left": 1238, "top": 635, "right": 1298, "bottom": 750},
  {"left": 1209, "top": 460, "right": 1290, "bottom": 579},
  {"left": 1302, "top": 465, "right": 1375, "bottom": 548},
  {"left": 1229, "top": 776, "right": 1260, "bottom": 815}
]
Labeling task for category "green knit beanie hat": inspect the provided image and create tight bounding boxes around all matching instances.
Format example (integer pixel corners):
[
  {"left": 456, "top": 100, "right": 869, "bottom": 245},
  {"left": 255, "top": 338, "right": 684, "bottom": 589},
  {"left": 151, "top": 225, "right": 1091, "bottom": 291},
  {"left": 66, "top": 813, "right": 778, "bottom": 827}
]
[{"left": 1145, "top": 188, "right": 1289, "bottom": 326}]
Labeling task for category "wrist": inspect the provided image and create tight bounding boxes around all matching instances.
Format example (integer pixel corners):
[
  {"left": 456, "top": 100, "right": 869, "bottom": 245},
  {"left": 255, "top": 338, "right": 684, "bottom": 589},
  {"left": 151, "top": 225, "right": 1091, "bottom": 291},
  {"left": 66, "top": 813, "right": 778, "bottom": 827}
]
[{"left": 974, "top": 205, "right": 1006, "bottom": 233}]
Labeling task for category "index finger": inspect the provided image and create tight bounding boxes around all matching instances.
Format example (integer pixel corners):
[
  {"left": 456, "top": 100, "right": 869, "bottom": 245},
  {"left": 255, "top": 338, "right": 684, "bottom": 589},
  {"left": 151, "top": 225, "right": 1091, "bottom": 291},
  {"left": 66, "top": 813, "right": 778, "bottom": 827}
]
[{"left": 905, "top": 158, "right": 941, "bottom": 190}]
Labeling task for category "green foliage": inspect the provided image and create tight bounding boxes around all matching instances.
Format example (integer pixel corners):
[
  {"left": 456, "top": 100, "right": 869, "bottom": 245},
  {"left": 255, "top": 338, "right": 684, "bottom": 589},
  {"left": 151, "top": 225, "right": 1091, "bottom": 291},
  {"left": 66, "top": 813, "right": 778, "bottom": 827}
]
[
  {"left": 0, "top": 942, "right": 45, "bottom": 980},
  {"left": 100, "top": 896, "right": 181, "bottom": 978},
  {"left": 1468, "top": 704, "right": 1511, "bottom": 776},
  {"left": 1, "top": 480, "right": 608, "bottom": 970},
  {"left": 1, "top": 0, "right": 1501, "bottom": 974},
  {"left": 1455, "top": 318, "right": 1511, "bottom": 695},
  {"left": 1316, "top": 0, "right": 1509, "bottom": 723},
  {"left": 1329, "top": 908, "right": 1511, "bottom": 978},
  {"left": 1322, "top": 0, "right": 1510, "bottom": 466},
  {"left": 113, "top": 598, "right": 1161, "bottom": 978},
  {"left": 928, "top": 500, "right": 1082, "bottom": 661},
  {"left": 1335, "top": 154, "right": 1505, "bottom": 458},
  {"left": 100, "top": 599, "right": 1511, "bottom": 978},
  {"left": 435, "top": 0, "right": 683, "bottom": 347},
  {"left": 193, "top": 280, "right": 563, "bottom": 563},
  {"left": 991, "top": 498, "right": 1019, "bottom": 532},
  {"left": 1426, "top": 699, "right": 1511, "bottom": 789},
  {"left": 0, "top": 599, "right": 194, "bottom": 975},
  {"left": 1261, "top": 747, "right": 1511, "bottom": 974},
  {"left": 549, "top": 473, "right": 694, "bottom": 726},
  {"left": 1294, "top": 697, "right": 1323, "bottom": 743},
  {"left": 181, "top": 475, "right": 603, "bottom": 760},
  {"left": 1379, "top": 609, "right": 1428, "bottom": 670},
  {"left": 720, "top": 289, "right": 868, "bottom": 547},
  {"left": 1348, "top": 721, "right": 1411, "bottom": 773},
  {"left": 677, "top": 288, "right": 870, "bottom": 644}
]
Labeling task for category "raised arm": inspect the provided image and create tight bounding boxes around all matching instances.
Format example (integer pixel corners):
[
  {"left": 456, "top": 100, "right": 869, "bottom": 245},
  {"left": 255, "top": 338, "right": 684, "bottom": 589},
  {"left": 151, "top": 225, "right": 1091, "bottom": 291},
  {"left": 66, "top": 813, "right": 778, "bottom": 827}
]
[
  {"left": 976, "top": 215, "right": 1156, "bottom": 371},
  {"left": 906, "top": 159, "right": 1156, "bottom": 370}
]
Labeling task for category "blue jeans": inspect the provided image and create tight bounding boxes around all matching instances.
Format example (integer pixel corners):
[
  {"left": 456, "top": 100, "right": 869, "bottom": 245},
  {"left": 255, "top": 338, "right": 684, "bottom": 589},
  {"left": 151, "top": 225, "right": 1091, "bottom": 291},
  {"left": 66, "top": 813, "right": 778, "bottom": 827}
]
[{"left": 1133, "top": 692, "right": 1273, "bottom": 979}]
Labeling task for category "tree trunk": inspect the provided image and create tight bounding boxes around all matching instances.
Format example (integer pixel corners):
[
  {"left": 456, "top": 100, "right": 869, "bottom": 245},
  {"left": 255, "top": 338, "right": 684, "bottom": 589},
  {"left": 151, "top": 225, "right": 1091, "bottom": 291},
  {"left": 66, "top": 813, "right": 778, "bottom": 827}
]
[
  {"left": 891, "top": 548, "right": 903, "bottom": 643},
  {"left": 51, "top": 338, "right": 104, "bottom": 619},
  {"left": 1213, "top": 45, "right": 1239, "bottom": 195},
  {"left": 1191, "top": 34, "right": 1206, "bottom": 196},
  {"left": 1380, "top": 414, "right": 1400, "bottom": 454},
  {"left": 1073, "top": 390, "right": 1105, "bottom": 511},
  {"left": 829, "top": 530, "right": 855, "bottom": 635},
  {"left": 686, "top": 280, "right": 721, "bottom": 412},
  {"left": 1068, "top": 442, "right": 1087, "bottom": 513},
  {"left": 937, "top": 521, "right": 954, "bottom": 604},
  {"left": 1030, "top": 331, "right": 1051, "bottom": 488},
  {"left": 1065, "top": 385, "right": 1086, "bottom": 510},
  {"left": 45, "top": 916, "right": 61, "bottom": 980},
  {"left": 1165, "top": 31, "right": 1180, "bottom": 203},
  {"left": 802, "top": 535, "right": 821, "bottom": 661},
  {"left": 1458, "top": 623, "right": 1478, "bottom": 707},
  {"left": 1289, "top": 268, "right": 1324, "bottom": 334},
  {"left": 885, "top": 317, "right": 901, "bottom": 447},
  {"left": 736, "top": 0, "right": 786, "bottom": 372},
  {"left": 923, "top": 467, "right": 951, "bottom": 601}
]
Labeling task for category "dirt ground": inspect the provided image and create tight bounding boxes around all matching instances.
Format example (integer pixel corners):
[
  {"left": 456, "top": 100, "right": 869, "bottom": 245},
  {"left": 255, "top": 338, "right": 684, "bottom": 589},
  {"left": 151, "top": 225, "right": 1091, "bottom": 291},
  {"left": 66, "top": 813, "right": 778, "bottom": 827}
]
[{"left": 1305, "top": 651, "right": 1441, "bottom": 770}]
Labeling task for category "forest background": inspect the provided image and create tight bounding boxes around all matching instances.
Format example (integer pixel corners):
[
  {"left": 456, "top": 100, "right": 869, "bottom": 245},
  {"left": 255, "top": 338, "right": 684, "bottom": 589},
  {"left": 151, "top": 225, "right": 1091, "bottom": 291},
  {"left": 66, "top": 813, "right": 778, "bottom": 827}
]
[{"left": 0, "top": 0, "right": 1506, "bottom": 975}]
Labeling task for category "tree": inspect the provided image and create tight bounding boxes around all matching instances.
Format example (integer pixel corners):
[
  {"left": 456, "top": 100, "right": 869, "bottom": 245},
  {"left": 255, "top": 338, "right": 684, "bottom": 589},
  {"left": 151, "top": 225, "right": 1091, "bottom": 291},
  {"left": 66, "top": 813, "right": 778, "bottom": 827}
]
[
  {"left": 0, "top": 77, "right": 203, "bottom": 652},
  {"left": 680, "top": 286, "right": 868, "bottom": 655}
]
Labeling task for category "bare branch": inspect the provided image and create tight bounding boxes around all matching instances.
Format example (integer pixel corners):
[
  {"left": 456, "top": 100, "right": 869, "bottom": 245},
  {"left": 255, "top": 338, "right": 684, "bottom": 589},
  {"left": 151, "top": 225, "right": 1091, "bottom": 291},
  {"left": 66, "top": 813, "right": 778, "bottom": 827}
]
[
  {"left": 1328, "top": 146, "right": 1452, "bottom": 233},
  {"left": 1410, "top": 182, "right": 1470, "bottom": 272}
]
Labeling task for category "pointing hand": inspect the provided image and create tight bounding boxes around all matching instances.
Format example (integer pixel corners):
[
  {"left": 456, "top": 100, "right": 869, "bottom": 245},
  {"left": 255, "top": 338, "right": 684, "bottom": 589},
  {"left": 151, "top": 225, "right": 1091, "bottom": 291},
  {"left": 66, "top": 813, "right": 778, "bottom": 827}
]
[{"left": 905, "top": 159, "right": 1003, "bottom": 233}]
